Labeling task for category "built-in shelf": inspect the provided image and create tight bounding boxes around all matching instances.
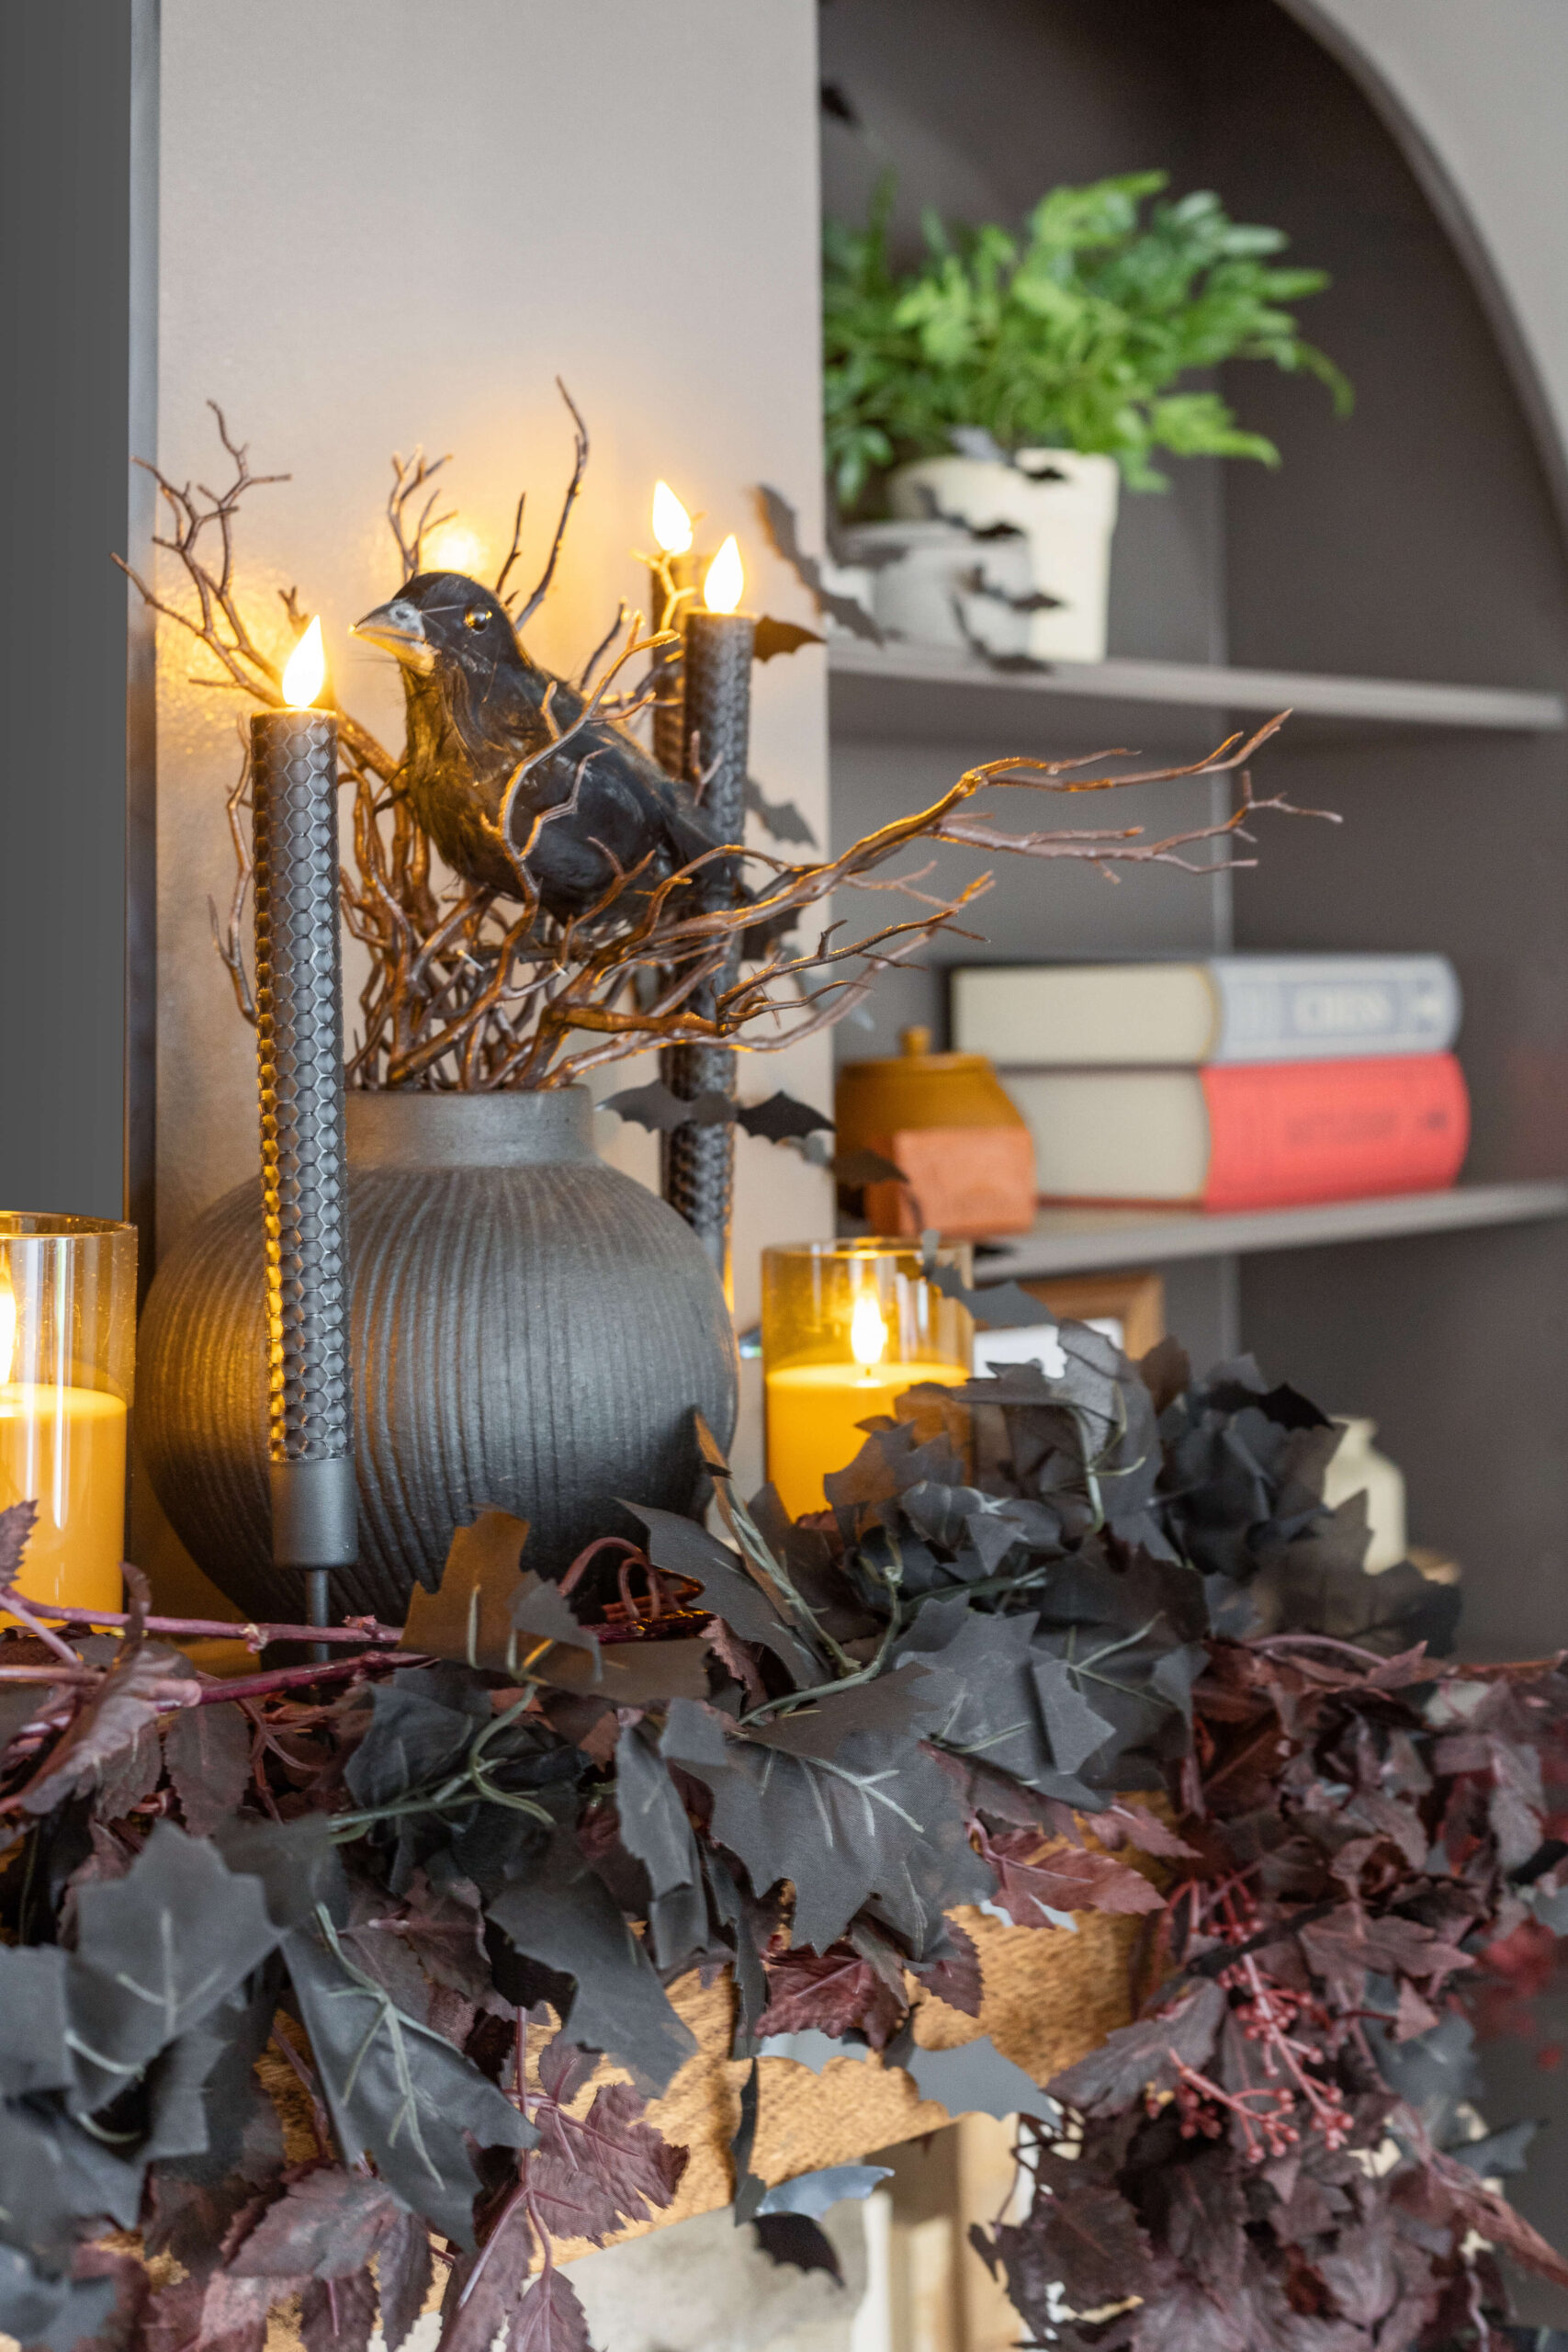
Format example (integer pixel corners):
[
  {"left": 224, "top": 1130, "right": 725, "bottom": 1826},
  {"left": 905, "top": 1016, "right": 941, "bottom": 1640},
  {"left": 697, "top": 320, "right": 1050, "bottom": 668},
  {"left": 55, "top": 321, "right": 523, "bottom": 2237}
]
[
  {"left": 974, "top": 1180, "right": 1568, "bottom": 1283},
  {"left": 829, "top": 639, "right": 1567, "bottom": 738}
]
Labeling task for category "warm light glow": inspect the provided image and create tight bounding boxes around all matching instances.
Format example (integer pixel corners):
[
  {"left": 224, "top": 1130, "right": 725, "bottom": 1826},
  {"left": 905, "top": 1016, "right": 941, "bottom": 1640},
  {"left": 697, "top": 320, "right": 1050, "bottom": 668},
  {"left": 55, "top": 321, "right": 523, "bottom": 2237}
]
[
  {"left": 703, "top": 534, "right": 744, "bottom": 614},
  {"left": 423, "top": 524, "right": 488, "bottom": 578},
  {"left": 850, "top": 1292, "right": 887, "bottom": 1374},
  {"left": 282, "top": 616, "right": 326, "bottom": 708},
  {"left": 0, "top": 1279, "right": 13, "bottom": 1387},
  {"left": 651, "top": 481, "right": 694, "bottom": 557}
]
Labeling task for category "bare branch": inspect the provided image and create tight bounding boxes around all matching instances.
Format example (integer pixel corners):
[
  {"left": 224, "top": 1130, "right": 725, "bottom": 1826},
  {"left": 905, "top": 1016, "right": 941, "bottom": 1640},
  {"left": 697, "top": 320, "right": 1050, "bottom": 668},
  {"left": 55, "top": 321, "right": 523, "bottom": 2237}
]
[
  {"left": 512, "top": 380, "right": 589, "bottom": 628},
  {"left": 387, "top": 447, "right": 454, "bottom": 581}
]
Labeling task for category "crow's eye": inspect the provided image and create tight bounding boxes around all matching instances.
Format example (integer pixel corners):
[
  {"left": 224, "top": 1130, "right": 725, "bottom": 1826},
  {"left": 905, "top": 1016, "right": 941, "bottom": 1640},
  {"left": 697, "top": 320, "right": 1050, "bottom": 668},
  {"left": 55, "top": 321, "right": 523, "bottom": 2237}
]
[{"left": 464, "top": 607, "right": 492, "bottom": 631}]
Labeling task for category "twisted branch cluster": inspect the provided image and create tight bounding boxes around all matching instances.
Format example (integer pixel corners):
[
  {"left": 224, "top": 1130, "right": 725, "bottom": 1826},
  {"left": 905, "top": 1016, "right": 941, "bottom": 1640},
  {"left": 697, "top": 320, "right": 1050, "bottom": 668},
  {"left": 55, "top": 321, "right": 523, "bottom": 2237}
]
[{"left": 120, "top": 399, "right": 1332, "bottom": 1090}]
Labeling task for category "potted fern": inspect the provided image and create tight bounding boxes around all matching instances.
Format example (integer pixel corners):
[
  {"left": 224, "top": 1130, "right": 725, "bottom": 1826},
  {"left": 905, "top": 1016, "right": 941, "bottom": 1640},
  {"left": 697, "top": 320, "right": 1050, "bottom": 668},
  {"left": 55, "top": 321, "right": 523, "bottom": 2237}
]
[{"left": 825, "top": 170, "right": 1351, "bottom": 662}]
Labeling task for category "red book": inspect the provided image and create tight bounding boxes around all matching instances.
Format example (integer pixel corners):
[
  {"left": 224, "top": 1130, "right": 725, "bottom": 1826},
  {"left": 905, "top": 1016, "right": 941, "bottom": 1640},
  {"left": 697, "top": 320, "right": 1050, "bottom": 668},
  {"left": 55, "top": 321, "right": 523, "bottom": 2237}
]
[
  {"left": 1201, "top": 1054, "right": 1470, "bottom": 1209},
  {"left": 1010, "top": 1054, "right": 1471, "bottom": 1209}
]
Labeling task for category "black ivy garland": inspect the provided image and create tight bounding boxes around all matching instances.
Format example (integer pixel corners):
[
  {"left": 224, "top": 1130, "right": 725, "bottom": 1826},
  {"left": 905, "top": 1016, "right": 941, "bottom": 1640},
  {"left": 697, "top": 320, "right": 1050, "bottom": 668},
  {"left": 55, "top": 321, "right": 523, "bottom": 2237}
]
[{"left": 0, "top": 1330, "right": 1563, "bottom": 2352}]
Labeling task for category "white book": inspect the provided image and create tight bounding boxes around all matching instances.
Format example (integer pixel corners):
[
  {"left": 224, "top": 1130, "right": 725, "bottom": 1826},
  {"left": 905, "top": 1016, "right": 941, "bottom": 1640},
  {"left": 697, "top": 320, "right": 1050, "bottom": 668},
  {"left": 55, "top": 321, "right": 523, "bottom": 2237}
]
[{"left": 952, "top": 955, "right": 1461, "bottom": 1067}]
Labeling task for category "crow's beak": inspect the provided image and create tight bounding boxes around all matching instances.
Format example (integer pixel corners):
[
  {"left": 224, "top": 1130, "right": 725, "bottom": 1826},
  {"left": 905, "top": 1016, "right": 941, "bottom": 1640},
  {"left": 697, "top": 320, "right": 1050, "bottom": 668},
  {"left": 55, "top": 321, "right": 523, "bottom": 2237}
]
[{"left": 351, "top": 597, "right": 436, "bottom": 674}]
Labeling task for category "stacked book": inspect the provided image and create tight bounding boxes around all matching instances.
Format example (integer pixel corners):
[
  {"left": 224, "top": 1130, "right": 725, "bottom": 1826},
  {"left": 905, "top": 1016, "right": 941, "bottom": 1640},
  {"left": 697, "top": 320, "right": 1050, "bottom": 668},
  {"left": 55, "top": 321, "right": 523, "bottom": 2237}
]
[{"left": 951, "top": 955, "right": 1469, "bottom": 1211}]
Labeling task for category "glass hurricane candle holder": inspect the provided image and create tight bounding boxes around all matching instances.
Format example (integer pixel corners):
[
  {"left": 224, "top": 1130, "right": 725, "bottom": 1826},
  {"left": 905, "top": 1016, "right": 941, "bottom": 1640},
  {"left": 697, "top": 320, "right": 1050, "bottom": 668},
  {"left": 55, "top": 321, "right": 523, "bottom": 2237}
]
[
  {"left": 761, "top": 1238, "right": 973, "bottom": 1518},
  {"left": 0, "top": 1214, "right": 137, "bottom": 1610}
]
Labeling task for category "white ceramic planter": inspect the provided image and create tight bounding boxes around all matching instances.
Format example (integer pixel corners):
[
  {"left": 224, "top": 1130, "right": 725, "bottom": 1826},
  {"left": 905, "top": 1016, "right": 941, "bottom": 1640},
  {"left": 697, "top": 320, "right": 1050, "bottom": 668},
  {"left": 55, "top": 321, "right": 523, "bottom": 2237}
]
[
  {"left": 888, "top": 449, "right": 1122, "bottom": 662},
  {"left": 1322, "top": 1417, "right": 1408, "bottom": 1573}
]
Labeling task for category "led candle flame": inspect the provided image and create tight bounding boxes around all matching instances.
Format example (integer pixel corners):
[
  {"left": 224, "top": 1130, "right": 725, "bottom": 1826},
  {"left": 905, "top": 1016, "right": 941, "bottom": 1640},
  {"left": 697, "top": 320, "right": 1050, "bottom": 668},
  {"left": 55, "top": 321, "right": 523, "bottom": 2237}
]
[
  {"left": 851, "top": 1292, "right": 888, "bottom": 1374},
  {"left": 703, "top": 534, "right": 744, "bottom": 615},
  {"left": 651, "top": 481, "right": 694, "bottom": 557},
  {"left": 282, "top": 615, "right": 326, "bottom": 709}
]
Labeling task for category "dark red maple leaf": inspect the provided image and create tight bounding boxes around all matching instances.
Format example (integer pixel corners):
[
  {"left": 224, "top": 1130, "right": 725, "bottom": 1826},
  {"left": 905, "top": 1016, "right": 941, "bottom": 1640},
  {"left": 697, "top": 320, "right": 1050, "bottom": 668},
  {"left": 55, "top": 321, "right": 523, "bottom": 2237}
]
[
  {"left": 756, "top": 1940, "right": 908, "bottom": 2048},
  {"left": 527, "top": 2080, "right": 688, "bottom": 2246},
  {"left": 513, "top": 2267, "right": 593, "bottom": 2352},
  {"left": 910, "top": 1917, "right": 984, "bottom": 2017},
  {"left": 980, "top": 1826, "right": 1165, "bottom": 1925}
]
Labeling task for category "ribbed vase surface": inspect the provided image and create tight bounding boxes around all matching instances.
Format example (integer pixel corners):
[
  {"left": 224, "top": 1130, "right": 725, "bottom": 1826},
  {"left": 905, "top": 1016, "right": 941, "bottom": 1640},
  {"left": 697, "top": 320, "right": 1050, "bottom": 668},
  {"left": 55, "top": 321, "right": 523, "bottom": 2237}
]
[{"left": 137, "top": 1089, "right": 739, "bottom": 1621}]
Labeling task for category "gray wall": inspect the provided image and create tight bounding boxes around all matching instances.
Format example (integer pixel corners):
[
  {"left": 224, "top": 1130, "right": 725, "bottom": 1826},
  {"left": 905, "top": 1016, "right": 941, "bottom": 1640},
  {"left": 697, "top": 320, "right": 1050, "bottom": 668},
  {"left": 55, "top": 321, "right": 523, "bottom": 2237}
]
[
  {"left": 0, "top": 2, "right": 156, "bottom": 1234},
  {"left": 151, "top": 1, "right": 834, "bottom": 1525}
]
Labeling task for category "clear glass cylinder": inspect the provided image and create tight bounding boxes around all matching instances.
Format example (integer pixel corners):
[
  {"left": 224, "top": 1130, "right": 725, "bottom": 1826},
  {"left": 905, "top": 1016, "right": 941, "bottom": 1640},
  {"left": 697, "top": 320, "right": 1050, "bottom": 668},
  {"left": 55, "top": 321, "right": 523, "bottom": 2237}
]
[
  {"left": 0, "top": 1215, "right": 137, "bottom": 1610},
  {"left": 761, "top": 1238, "right": 973, "bottom": 1518}
]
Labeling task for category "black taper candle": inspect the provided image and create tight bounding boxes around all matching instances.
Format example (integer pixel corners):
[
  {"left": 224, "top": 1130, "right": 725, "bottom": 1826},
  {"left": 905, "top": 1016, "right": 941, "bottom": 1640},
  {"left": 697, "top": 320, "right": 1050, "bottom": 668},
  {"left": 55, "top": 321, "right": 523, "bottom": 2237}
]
[
  {"left": 661, "top": 600, "right": 753, "bottom": 1303},
  {"left": 647, "top": 549, "right": 703, "bottom": 780},
  {"left": 250, "top": 681, "right": 356, "bottom": 1650}
]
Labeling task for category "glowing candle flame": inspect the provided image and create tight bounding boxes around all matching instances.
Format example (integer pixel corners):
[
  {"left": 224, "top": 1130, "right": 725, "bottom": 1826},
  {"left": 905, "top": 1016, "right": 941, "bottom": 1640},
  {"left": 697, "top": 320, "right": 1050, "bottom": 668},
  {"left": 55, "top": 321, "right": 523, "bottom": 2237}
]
[
  {"left": 0, "top": 1278, "right": 15, "bottom": 1387},
  {"left": 423, "top": 523, "right": 487, "bottom": 578},
  {"left": 651, "top": 481, "right": 694, "bottom": 556},
  {"left": 850, "top": 1292, "right": 887, "bottom": 1374},
  {"left": 282, "top": 616, "right": 326, "bottom": 708},
  {"left": 703, "top": 534, "right": 744, "bottom": 615}
]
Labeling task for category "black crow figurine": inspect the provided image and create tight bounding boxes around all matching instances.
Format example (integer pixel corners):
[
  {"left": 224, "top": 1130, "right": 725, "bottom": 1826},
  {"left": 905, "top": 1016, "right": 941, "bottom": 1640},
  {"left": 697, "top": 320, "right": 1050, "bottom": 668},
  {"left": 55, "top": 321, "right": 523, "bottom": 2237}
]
[{"left": 351, "top": 571, "right": 726, "bottom": 920}]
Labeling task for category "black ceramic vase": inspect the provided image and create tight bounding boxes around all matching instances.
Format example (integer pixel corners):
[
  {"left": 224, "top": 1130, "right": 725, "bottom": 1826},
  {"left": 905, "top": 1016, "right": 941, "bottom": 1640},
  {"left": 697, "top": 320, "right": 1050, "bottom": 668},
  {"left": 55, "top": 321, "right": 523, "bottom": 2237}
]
[{"left": 137, "top": 1089, "right": 739, "bottom": 1622}]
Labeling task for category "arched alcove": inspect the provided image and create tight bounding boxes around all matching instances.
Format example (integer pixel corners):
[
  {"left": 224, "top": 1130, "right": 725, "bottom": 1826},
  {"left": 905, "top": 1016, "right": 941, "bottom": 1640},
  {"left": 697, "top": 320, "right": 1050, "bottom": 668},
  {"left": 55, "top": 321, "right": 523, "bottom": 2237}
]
[{"left": 820, "top": 6, "right": 1568, "bottom": 2285}]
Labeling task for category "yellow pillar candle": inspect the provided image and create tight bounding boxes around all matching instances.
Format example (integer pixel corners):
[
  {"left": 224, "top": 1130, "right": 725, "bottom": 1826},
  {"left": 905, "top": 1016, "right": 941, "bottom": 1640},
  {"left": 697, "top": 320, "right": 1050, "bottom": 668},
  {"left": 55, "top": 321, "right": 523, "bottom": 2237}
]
[
  {"left": 761, "top": 1247, "right": 975, "bottom": 1519},
  {"left": 0, "top": 1385, "right": 128, "bottom": 1611},
  {"left": 0, "top": 1216, "right": 136, "bottom": 1613},
  {"left": 765, "top": 1360, "right": 971, "bottom": 1520}
]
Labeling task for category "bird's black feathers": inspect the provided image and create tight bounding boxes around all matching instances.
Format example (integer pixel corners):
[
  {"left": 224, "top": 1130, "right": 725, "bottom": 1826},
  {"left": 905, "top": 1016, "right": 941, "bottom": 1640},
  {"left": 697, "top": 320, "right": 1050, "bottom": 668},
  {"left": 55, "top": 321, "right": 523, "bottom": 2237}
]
[{"left": 353, "top": 571, "right": 727, "bottom": 919}]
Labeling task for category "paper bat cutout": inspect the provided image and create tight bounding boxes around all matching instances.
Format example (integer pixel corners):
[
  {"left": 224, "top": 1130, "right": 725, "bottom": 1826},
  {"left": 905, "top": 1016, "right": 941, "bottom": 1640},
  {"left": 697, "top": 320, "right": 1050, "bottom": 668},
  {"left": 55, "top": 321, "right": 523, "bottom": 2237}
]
[
  {"left": 744, "top": 776, "right": 818, "bottom": 847},
  {"left": 757, "top": 2165, "right": 891, "bottom": 2218},
  {"left": 924, "top": 1258, "right": 1052, "bottom": 1330},
  {"left": 896, "top": 2033, "right": 1057, "bottom": 2123},
  {"left": 599, "top": 1080, "right": 731, "bottom": 1133},
  {"left": 750, "top": 2213, "right": 842, "bottom": 2279},
  {"left": 752, "top": 616, "right": 826, "bottom": 662},
  {"left": 601, "top": 1080, "right": 832, "bottom": 1148},
  {"left": 736, "top": 1092, "right": 833, "bottom": 1143},
  {"left": 755, "top": 484, "right": 883, "bottom": 641},
  {"left": 755, "top": 2029, "right": 873, "bottom": 2073},
  {"left": 831, "top": 1146, "right": 908, "bottom": 1189}
]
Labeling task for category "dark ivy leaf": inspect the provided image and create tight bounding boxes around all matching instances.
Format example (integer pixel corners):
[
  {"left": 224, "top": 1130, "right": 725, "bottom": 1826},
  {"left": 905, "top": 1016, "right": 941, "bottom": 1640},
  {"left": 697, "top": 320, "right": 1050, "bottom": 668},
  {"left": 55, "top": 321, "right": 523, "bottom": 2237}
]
[
  {"left": 613, "top": 1718, "right": 700, "bottom": 1901},
  {"left": 487, "top": 1826, "right": 698, "bottom": 2097},
  {"left": 662, "top": 1696, "right": 992, "bottom": 1954},
  {"left": 67, "top": 1823, "right": 284, "bottom": 2109},
  {"left": 164, "top": 1701, "right": 253, "bottom": 1838},
  {"left": 629, "top": 1505, "right": 819, "bottom": 1686},
  {"left": 280, "top": 1909, "right": 536, "bottom": 2249},
  {"left": 0, "top": 1944, "right": 74, "bottom": 2096},
  {"left": 400, "top": 1507, "right": 531, "bottom": 1657},
  {"left": 0, "top": 2246, "right": 118, "bottom": 2352},
  {"left": 222, "top": 1815, "right": 533, "bottom": 2249}
]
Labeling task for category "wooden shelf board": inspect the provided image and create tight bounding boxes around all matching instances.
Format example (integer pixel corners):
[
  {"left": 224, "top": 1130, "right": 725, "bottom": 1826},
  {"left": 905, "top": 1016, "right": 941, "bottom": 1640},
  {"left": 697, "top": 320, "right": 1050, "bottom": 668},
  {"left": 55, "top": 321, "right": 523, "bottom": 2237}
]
[
  {"left": 974, "top": 1181, "right": 1568, "bottom": 1283},
  {"left": 828, "top": 638, "right": 1566, "bottom": 736}
]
